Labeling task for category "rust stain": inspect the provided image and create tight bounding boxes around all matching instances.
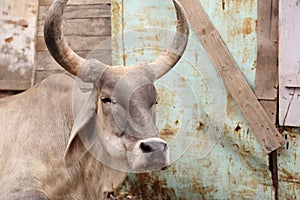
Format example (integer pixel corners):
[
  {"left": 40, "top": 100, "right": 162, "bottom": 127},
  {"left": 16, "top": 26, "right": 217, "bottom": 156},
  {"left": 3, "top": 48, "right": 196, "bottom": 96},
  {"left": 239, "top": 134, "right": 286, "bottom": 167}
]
[
  {"left": 237, "top": 189, "right": 256, "bottom": 197},
  {"left": 192, "top": 177, "right": 218, "bottom": 195},
  {"left": 243, "top": 17, "right": 253, "bottom": 36},
  {"left": 5, "top": 37, "right": 13, "bottom": 43},
  {"left": 222, "top": 0, "right": 226, "bottom": 10},
  {"left": 196, "top": 121, "right": 205, "bottom": 131},
  {"left": 235, "top": 0, "right": 255, "bottom": 12},
  {"left": 223, "top": 0, "right": 255, "bottom": 15},
  {"left": 18, "top": 19, "right": 29, "bottom": 28},
  {"left": 117, "top": 173, "right": 176, "bottom": 200},
  {"left": 280, "top": 168, "right": 300, "bottom": 183},
  {"left": 227, "top": 17, "right": 255, "bottom": 39},
  {"left": 4, "top": 19, "right": 17, "bottom": 25},
  {"left": 226, "top": 94, "right": 238, "bottom": 121},
  {"left": 5, "top": 19, "right": 29, "bottom": 28},
  {"left": 160, "top": 128, "right": 176, "bottom": 140}
]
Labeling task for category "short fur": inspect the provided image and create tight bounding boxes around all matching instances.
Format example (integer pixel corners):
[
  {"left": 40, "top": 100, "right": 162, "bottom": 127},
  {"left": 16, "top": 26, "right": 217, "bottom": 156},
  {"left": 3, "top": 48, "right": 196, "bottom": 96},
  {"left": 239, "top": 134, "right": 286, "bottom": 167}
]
[{"left": 0, "top": 74, "right": 126, "bottom": 199}]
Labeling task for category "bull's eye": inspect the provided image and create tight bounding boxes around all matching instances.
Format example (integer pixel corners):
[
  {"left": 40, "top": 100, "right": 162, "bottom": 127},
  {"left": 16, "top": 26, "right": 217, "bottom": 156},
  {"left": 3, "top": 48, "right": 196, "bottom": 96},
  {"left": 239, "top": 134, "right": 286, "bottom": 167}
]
[{"left": 101, "top": 97, "right": 115, "bottom": 104}]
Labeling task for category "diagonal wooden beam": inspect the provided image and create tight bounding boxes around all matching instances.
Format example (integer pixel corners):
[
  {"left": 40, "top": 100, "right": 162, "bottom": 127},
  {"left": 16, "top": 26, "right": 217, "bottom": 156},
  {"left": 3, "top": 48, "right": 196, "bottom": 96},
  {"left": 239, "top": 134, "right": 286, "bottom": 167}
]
[{"left": 179, "top": 0, "right": 285, "bottom": 153}]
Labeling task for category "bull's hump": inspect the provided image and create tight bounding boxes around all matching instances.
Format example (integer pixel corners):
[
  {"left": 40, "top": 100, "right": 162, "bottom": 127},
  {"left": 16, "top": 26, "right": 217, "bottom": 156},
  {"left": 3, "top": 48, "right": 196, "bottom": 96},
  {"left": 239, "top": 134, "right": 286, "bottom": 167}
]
[{"left": 39, "top": 73, "right": 75, "bottom": 92}]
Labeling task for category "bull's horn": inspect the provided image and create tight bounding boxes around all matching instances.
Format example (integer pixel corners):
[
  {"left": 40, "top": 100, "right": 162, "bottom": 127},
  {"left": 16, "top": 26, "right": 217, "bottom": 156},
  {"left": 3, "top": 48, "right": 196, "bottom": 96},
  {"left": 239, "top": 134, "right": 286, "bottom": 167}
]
[
  {"left": 148, "top": 0, "right": 189, "bottom": 79},
  {"left": 44, "top": 0, "right": 86, "bottom": 76}
]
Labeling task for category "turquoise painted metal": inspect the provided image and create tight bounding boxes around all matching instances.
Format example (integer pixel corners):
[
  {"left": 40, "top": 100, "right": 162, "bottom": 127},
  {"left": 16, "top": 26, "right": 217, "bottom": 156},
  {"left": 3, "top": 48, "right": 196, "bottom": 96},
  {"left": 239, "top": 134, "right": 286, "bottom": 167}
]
[
  {"left": 111, "top": 0, "right": 274, "bottom": 199},
  {"left": 277, "top": 128, "right": 300, "bottom": 199}
]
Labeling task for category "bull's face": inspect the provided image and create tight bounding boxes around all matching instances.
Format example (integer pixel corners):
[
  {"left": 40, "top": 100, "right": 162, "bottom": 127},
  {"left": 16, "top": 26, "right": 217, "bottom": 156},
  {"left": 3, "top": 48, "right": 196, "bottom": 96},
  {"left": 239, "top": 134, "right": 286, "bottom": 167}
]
[
  {"left": 95, "top": 65, "right": 169, "bottom": 171},
  {"left": 44, "top": 0, "right": 188, "bottom": 172}
]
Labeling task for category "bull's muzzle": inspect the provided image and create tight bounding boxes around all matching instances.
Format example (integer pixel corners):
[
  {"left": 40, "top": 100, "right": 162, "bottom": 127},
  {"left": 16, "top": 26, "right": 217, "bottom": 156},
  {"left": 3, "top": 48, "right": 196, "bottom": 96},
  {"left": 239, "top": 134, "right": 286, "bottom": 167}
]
[{"left": 128, "top": 137, "right": 170, "bottom": 172}]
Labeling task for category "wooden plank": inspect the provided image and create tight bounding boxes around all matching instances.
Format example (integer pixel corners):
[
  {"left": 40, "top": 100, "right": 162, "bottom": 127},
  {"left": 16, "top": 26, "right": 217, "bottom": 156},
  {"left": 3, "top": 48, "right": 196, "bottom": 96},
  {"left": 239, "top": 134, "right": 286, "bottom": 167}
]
[
  {"left": 260, "top": 100, "right": 277, "bottom": 123},
  {"left": 180, "top": 0, "right": 285, "bottom": 153},
  {"left": 39, "top": 0, "right": 111, "bottom": 6},
  {"left": 36, "top": 36, "right": 111, "bottom": 51},
  {"left": 35, "top": 0, "right": 112, "bottom": 84},
  {"left": 255, "top": 0, "right": 278, "bottom": 126},
  {"left": 0, "top": 92, "right": 14, "bottom": 99},
  {"left": 36, "top": 50, "right": 112, "bottom": 70},
  {"left": 38, "top": 17, "right": 111, "bottom": 37},
  {"left": 278, "top": 0, "right": 300, "bottom": 126},
  {"left": 34, "top": 70, "right": 66, "bottom": 84},
  {"left": 39, "top": 4, "right": 111, "bottom": 20},
  {"left": 0, "top": 80, "right": 31, "bottom": 91},
  {"left": 255, "top": 0, "right": 279, "bottom": 101}
]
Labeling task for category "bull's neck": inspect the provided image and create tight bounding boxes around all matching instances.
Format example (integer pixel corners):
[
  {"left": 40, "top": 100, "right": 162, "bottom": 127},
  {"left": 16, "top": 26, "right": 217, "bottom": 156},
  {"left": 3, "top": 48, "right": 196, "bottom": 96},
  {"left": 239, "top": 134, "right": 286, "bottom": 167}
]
[{"left": 78, "top": 151, "right": 126, "bottom": 199}]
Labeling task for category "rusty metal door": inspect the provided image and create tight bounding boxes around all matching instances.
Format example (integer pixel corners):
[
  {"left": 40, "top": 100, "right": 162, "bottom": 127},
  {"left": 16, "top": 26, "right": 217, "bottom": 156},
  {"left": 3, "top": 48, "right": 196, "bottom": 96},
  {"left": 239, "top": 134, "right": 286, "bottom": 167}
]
[{"left": 111, "top": 0, "right": 276, "bottom": 199}]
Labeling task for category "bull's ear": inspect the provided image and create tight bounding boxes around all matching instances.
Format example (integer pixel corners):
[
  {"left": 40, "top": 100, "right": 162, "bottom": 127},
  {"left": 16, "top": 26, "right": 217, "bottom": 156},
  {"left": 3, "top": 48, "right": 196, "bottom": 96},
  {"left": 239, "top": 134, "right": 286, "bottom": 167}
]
[{"left": 64, "top": 89, "right": 97, "bottom": 168}]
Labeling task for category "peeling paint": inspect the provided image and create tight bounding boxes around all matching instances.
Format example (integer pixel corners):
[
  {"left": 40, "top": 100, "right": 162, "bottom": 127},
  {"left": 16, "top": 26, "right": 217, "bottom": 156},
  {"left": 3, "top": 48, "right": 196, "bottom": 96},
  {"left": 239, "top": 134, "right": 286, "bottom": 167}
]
[
  {"left": 0, "top": 0, "right": 38, "bottom": 89},
  {"left": 243, "top": 17, "right": 254, "bottom": 36},
  {"left": 4, "top": 19, "right": 29, "bottom": 28},
  {"left": 4, "top": 37, "right": 13, "bottom": 43}
]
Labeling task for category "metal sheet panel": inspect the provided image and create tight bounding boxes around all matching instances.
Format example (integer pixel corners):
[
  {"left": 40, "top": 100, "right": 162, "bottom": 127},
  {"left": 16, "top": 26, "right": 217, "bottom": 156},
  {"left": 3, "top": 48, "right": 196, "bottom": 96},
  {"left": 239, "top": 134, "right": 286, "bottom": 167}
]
[
  {"left": 112, "top": 0, "right": 274, "bottom": 199},
  {"left": 278, "top": 128, "right": 300, "bottom": 199}
]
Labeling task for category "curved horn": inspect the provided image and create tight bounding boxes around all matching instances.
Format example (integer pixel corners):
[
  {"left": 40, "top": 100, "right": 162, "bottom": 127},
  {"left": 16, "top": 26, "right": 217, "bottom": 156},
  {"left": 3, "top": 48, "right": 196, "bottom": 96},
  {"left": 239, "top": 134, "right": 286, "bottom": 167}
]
[
  {"left": 148, "top": 0, "right": 189, "bottom": 79},
  {"left": 44, "top": 0, "right": 86, "bottom": 76}
]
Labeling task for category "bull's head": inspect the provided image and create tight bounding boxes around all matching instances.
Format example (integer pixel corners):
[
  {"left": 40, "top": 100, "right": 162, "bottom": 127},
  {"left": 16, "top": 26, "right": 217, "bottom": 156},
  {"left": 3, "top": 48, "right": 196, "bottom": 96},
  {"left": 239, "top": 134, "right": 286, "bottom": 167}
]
[{"left": 44, "top": 0, "right": 189, "bottom": 172}]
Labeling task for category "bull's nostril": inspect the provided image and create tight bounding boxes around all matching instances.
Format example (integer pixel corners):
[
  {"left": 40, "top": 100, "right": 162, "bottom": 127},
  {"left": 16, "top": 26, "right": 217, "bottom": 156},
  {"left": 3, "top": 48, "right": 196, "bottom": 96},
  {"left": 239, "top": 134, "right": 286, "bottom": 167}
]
[
  {"left": 163, "top": 142, "right": 167, "bottom": 151},
  {"left": 140, "top": 141, "right": 167, "bottom": 153},
  {"left": 140, "top": 142, "right": 152, "bottom": 153}
]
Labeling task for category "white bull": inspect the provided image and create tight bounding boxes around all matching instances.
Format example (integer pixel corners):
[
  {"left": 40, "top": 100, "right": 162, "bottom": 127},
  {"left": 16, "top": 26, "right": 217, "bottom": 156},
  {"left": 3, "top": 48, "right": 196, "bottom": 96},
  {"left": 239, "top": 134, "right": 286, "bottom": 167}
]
[{"left": 0, "top": 0, "right": 189, "bottom": 199}]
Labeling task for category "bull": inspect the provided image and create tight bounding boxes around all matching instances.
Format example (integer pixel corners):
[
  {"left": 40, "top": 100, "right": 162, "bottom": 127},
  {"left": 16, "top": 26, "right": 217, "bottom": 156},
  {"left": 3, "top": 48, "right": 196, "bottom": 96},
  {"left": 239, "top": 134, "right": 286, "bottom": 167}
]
[{"left": 0, "top": 0, "right": 189, "bottom": 199}]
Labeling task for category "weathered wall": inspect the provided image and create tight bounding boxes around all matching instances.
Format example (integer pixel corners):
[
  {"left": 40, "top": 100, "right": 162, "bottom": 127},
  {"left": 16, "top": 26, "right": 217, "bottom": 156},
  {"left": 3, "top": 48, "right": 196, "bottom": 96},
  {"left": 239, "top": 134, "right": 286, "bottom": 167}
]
[
  {"left": 111, "top": 0, "right": 277, "bottom": 199},
  {"left": 0, "top": 0, "right": 112, "bottom": 90},
  {"left": 0, "top": 0, "right": 38, "bottom": 90},
  {"left": 34, "top": 0, "right": 112, "bottom": 83}
]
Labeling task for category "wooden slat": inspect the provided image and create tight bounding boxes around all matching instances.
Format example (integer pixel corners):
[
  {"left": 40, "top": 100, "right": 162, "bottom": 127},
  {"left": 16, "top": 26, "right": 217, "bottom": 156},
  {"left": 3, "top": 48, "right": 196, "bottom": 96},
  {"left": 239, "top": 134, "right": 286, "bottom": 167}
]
[
  {"left": 260, "top": 100, "right": 277, "bottom": 123},
  {"left": 0, "top": 80, "right": 31, "bottom": 91},
  {"left": 39, "top": 4, "right": 111, "bottom": 20},
  {"left": 36, "top": 36, "right": 111, "bottom": 51},
  {"left": 34, "top": 0, "right": 112, "bottom": 85},
  {"left": 255, "top": 0, "right": 278, "bottom": 101},
  {"left": 255, "top": 0, "right": 279, "bottom": 125},
  {"left": 38, "top": 17, "right": 111, "bottom": 37},
  {"left": 36, "top": 50, "right": 112, "bottom": 70},
  {"left": 34, "top": 70, "right": 66, "bottom": 84},
  {"left": 39, "top": 0, "right": 111, "bottom": 6},
  {"left": 180, "top": 0, "right": 285, "bottom": 153}
]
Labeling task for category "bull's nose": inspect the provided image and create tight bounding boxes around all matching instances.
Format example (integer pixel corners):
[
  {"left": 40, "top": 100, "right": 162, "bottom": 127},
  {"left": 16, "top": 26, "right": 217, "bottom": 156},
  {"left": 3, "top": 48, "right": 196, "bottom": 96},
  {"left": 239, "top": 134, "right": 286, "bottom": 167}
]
[{"left": 140, "top": 141, "right": 167, "bottom": 153}]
